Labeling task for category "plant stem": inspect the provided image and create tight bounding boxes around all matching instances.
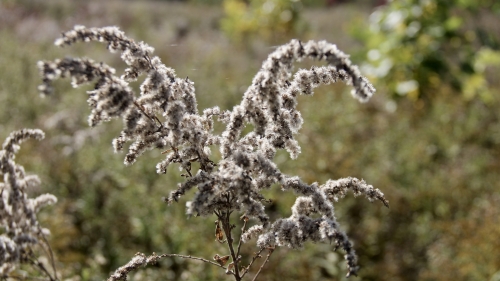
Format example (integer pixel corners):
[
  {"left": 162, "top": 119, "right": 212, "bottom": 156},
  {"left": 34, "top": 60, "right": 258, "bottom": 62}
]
[
  {"left": 251, "top": 247, "right": 274, "bottom": 281},
  {"left": 39, "top": 231, "right": 58, "bottom": 280},
  {"left": 240, "top": 247, "right": 266, "bottom": 279},
  {"left": 27, "top": 256, "right": 56, "bottom": 281},
  {"left": 236, "top": 217, "right": 248, "bottom": 259},
  {"left": 221, "top": 211, "right": 241, "bottom": 281}
]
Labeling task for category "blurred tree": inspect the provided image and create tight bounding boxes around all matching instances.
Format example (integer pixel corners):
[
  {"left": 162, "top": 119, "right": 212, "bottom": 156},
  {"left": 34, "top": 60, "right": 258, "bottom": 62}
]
[
  {"left": 352, "top": 0, "right": 500, "bottom": 103},
  {"left": 221, "top": 0, "right": 305, "bottom": 43},
  {"left": 337, "top": 1, "right": 500, "bottom": 280}
]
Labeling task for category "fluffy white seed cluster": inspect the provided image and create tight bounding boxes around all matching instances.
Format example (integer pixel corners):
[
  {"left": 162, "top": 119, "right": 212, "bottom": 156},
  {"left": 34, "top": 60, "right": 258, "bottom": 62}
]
[
  {"left": 321, "top": 177, "right": 389, "bottom": 207},
  {"left": 107, "top": 252, "right": 162, "bottom": 281},
  {"left": 38, "top": 26, "right": 386, "bottom": 277},
  {"left": 0, "top": 129, "right": 57, "bottom": 275}
]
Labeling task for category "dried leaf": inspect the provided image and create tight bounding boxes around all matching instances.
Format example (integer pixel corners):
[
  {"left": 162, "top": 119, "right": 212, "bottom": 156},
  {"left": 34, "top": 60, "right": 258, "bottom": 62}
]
[
  {"left": 213, "top": 254, "right": 231, "bottom": 266},
  {"left": 215, "top": 220, "right": 225, "bottom": 243}
]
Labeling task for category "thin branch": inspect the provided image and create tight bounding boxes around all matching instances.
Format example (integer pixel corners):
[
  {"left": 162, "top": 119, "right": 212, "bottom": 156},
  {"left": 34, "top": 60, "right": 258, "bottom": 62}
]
[
  {"left": 251, "top": 247, "right": 274, "bottom": 281},
  {"left": 38, "top": 230, "right": 58, "bottom": 280},
  {"left": 27, "top": 256, "right": 55, "bottom": 281},
  {"left": 240, "top": 247, "right": 266, "bottom": 279},
  {"left": 108, "top": 252, "right": 230, "bottom": 281},
  {"left": 144, "top": 55, "right": 156, "bottom": 71},
  {"left": 236, "top": 216, "right": 249, "bottom": 258},
  {"left": 221, "top": 211, "right": 241, "bottom": 280},
  {"left": 214, "top": 210, "right": 221, "bottom": 217},
  {"left": 158, "top": 253, "right": 227, "bottom": 270},
  {"left": 133, "top": 101, "right": 163, "bottom": 129}
]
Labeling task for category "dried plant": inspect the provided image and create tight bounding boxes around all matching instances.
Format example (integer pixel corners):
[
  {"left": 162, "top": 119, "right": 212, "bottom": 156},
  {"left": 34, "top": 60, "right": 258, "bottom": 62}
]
[
  {"left": 0, "top": 129, "right": 58, "bottom": 280},
  {"left": 37, "top": 25, "right": 388, "bottom": 280}
]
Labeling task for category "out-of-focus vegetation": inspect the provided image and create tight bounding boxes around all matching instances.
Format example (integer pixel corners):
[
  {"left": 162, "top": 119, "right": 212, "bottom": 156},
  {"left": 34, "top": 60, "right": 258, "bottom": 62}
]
[
  {"left": 221, "top": 0, "right": 305, "bottom": 43},
  {"left": 344, "top": 0, "right": 500, "bottom": 280},
  {"left": 352, "top": 0, "right": 500, "bottom": 102},
  {"left": 0, "top": 0, "right": 499, "bottom": 280}
]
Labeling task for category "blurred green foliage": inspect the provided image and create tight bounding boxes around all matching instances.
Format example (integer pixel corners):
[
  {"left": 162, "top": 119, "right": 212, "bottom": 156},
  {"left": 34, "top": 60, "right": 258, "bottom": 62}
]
[
  {"left": 352, "top": 0, "right": 500, "bottom": 103},
  {"left": 221, "top": 0, "right": 305, "bottom": 43},
  {"left": 1, "top": 0, "right": 500, "bottom": 281},
  {"left": 189, "top": 0, "right": 328, "bottom": 6},
  {"left": 344, "top": 0, "right": 500, "bottom": 280}
]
